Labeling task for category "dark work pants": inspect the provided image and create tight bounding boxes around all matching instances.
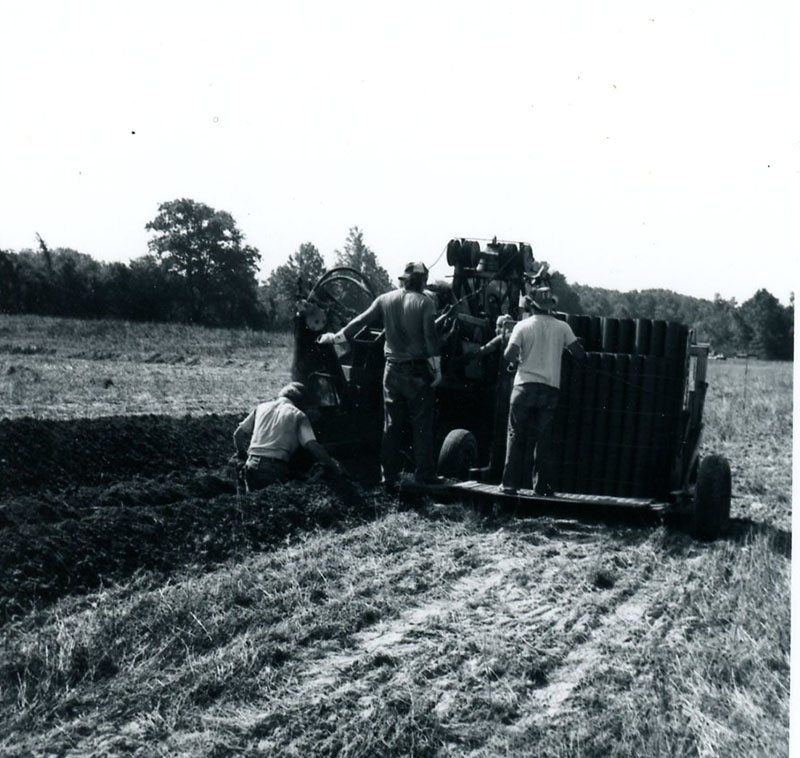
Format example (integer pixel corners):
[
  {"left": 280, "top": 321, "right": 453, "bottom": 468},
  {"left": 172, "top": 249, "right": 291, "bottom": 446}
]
[
  {"left": 245, "top": 456, "right": 289, "bottom": 492},
  {"left": 381, "top": 360, "right": 435, "bottom": 484},
  {"left": 501, "top": 382, "right": 560, "bottom": 492}
]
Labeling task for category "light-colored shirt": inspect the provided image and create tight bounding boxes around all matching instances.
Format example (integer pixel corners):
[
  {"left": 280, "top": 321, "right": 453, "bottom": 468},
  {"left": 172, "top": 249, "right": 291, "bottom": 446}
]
[
  {"left": 344, "top": 288, "right": 439, "bottom": 362},
  {"left": 508, "top": 314, "right": 577, "bottom": 389},
  {"left": 236, "top": 398, "right": 316, "bottom": 461}
]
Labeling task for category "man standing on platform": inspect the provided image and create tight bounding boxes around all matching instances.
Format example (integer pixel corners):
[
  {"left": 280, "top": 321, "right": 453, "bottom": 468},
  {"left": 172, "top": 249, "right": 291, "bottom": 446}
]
[
  {"left": 317, "top": 261, "right": 442, "bottom": 491},
  {"left": 500, "top": 287, "right": 586, "bottom": 495}
]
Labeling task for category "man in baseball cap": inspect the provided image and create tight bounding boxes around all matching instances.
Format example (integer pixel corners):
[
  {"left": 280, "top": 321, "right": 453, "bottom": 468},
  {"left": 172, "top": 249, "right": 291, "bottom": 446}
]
[
  {"left": 398, "top": 261, "right": 429, "bottom": 280},
  {"left": 317, "top": 261, "right": 442, "bottom": 490}
]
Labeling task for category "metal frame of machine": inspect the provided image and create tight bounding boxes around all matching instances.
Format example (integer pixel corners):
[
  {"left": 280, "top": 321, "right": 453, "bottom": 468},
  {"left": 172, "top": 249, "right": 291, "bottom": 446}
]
[{"left": 291, "top": 238, "right": 731, "bottom": 540}]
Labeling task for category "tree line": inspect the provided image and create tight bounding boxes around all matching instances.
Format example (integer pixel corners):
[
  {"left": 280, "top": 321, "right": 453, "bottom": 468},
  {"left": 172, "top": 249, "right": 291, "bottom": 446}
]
[
  {"left": 569, "top": 283, "right": 794, "bottom": 360},
  {"left": 0, "top": 197, "right": 792, "bottom": 359},
  {"left": 0, "top": 199, "right": 391, "bottom": 330}
]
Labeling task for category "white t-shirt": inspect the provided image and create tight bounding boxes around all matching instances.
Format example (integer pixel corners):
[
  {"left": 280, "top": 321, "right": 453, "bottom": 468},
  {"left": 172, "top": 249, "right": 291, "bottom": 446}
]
[
  {"left": 236, "top": 397, "right": 316, "bottom": 461},
  {"left": 507, "top": 314, "right": 577, "bottom": 389}
]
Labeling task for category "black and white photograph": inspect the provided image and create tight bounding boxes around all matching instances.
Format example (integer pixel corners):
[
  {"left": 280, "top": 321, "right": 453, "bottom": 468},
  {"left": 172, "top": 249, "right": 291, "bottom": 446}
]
[{"left": 0, "top": 1, "right": 795, "bottom": 756}]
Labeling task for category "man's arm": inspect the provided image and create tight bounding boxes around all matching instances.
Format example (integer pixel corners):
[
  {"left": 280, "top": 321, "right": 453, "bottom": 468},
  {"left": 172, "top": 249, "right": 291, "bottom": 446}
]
[
  {"left": 233, "top": 411, "right": 255, "bottom": 457},
  {"left": 318, "top": 297, "right": 383, "bottom": 345},
  {"left": 503, "top": 342, "right": 521, "bottom": 364},
  {"left": 422, "top": 299, "right": 443, "bottom": 385},
  {"left": 341, "top": 296, "right": 383, "bottom": 340},
  {"left": 297, "top": 415, "right": 344, "bottom": 475},
  {"left": 503, "top": 322, "right": 523, "bottom": 365},
  {"left": 303, "top": 439, "right": 345, "bottom": 475},
  {"left": 566, "top": 338, "right": 587, "bottom": 363},
  {"left": 422, "top": 299, "right": 440, "bottom": 358}
]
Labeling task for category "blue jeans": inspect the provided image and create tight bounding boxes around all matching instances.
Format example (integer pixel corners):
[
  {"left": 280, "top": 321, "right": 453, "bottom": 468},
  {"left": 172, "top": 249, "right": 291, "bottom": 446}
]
[
  {"left": 501, "top": 382, "right": 559, "bottom": 492},
  {"left": 382, "top": 360, "right": 435, "bottom": 483}
]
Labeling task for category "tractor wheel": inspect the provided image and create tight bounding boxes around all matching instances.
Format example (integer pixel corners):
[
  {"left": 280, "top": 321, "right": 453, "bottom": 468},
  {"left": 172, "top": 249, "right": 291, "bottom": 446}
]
[
  {"left": 438, "top": 429, "right": 478, "bottom": 480},
  {"left": 693, "top": 454, "right": 731, "bottom": 540}
]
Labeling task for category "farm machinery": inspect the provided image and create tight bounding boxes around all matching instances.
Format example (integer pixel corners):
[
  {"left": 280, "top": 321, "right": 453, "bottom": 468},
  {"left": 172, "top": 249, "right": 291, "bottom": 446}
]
[{"left": 291, "top": 238, "right": 732, "bottom": 540}]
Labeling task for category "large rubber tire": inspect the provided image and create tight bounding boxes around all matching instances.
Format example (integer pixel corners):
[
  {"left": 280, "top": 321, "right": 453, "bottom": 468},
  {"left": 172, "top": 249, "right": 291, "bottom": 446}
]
[
  {"left": 693, "top": 454, "right": 732, "bottom": 540},
  {"left": 438, "top": 429, "right": 478, "bottom": 480}
]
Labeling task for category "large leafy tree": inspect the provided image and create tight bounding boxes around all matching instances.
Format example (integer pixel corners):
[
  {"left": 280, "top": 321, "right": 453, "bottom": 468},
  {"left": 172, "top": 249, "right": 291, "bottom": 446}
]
[
  {"left": 334, "top": 226, "right": 392, "bottom": 294},
  {"left": 262, "top": 242, "right": 327, "bottom": 327},
  {"left": 145, "top": 198, "right": 262, "bottom": 326},
  {"left": 739, "top": 288, "right": 794, "bottom": 359},
  {"left": 697, "top": 294, "right": 738, "bottom": 355}
]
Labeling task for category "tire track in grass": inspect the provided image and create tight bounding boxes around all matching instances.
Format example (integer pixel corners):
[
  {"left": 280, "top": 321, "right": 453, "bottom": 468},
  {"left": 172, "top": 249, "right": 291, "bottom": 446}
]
[
  {"left": 298, "top": 529, "right": 530, "bottom": 697},
  {"left": 284, "top": 520, "right": 657, "bottom": 724},
  {"left": 37, "top": 515, "right": 656, "bottom": 757},
  {"left": 526, "top": 590, "right": 649, "bottom": 720}
]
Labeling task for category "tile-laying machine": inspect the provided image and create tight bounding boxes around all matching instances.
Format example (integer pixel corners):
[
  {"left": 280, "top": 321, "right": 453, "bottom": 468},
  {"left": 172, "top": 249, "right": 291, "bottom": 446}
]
[{"left": 292, "top": 238, "right": 731, "bottom": 540}]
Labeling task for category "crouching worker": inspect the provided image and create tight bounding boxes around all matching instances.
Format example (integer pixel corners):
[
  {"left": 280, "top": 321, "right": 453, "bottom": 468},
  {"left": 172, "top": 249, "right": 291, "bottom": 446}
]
[{"left": 233, "top": 382, "right": 344, "bottom": 492}]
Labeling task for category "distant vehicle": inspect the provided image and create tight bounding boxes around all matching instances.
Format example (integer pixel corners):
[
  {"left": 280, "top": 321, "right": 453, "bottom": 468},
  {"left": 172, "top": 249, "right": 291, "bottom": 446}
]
[{"left": 709, "top": 353, "right": 727, "bottom": 360}]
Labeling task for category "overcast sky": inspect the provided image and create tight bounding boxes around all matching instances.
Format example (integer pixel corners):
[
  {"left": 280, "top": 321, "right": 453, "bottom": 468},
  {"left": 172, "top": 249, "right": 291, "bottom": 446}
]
[{"left": 1, "top": 0, "right": 797, "bottom": 304}]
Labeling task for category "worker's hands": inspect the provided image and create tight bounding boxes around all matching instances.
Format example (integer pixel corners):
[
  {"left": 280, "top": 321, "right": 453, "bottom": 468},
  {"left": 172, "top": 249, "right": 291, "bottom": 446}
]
[
  {"left": 329, "top": 459, "right": 348, "bottom": 478},
  {"left": 317, "top": 331, "right": 347, "bottom": 346}
]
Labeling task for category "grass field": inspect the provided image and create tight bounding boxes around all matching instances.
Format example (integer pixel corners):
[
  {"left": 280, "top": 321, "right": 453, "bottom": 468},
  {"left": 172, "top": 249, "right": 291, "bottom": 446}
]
[
  {"left": 0, "top": 314, "right": 793, "bottom": 757},
  {"left": 0, "top": 314, "right": 292, "bottom": 418}
]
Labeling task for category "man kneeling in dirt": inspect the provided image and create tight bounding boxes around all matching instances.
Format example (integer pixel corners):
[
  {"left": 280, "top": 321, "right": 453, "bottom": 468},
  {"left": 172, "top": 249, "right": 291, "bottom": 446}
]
[{"left": 233, "top": 382, "right": 344, "bottom": 492}]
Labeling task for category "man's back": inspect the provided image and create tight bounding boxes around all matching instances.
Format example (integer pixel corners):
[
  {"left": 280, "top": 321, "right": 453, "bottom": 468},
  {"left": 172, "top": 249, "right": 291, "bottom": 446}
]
[
  {"left": 244, "top": 398, "right": 314, "bottom": 460},
  {"left": 378, "top": 289, "right": 437, "bottom": 362},
  {"left": 509, "top": 314, "right": 576, "bottom": 388}
]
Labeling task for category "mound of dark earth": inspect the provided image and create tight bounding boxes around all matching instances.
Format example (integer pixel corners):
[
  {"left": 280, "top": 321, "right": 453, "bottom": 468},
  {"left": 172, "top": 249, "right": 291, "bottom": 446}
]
[
  {"left": 0, "top": 472, "right": 392, "bottom": 623},
  {"left": 0, "top": 414, "right": 241, "bottom": 496},
  {"left": 0, "top": 413, "right": 396, "bottom": 623}
]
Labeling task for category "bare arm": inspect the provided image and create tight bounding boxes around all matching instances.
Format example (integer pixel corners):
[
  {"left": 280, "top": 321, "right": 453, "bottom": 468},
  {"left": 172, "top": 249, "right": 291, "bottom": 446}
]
[
  {"left": 423, "top": 299, "right": 440, "bottom": 358},
  {"left": 233, "top": 412, "right": 255, "bottom": 456},
  {"left": 303, "top": 440, "right": 344, "bottom": 475},
  {"left": 566, "top": 338, "right": 587, "bottom": 363},
  {"left": 341, "top": 297, "right": 383, "bottom": 340},
  {"left": 503, "top": 342, "right": 521, "bottom": 364},
  {"left": 297, "top": 414, "right": 343, "bottom": 475}
]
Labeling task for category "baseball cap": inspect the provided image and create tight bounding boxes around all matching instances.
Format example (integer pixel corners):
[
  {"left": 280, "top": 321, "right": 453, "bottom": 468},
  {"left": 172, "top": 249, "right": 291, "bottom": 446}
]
[{"left": 399, "top": 261, "right": 429, "bottom": 280}]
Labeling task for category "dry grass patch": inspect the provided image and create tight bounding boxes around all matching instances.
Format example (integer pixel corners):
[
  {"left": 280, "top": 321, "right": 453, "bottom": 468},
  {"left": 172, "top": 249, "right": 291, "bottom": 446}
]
[
  {"left": 0, "top": 314, "right": 292, "bottom": 420},
  {"left": 702, "top": 360, "right": 792, "bottom": 529},
  {"left": 2, "top": 510, "right": 788, "bottom": 757}
]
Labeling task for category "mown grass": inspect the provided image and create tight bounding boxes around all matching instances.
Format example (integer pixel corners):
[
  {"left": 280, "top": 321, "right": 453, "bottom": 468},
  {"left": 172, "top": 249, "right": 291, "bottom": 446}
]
[
  {"left": 0, "top": 313, "right": 277, "bottom": 358},
  {"left": 0, "top": 316, "right": 792, "bottom": 757},
  {"left": 0, "top": 514, "right": 789, "bottom": 757},
  {"left": 0, "top": 314, "right": 293, "bottom": 419},
  {"left": 702, "top": 359, "right": 793, "bottom": 530}
]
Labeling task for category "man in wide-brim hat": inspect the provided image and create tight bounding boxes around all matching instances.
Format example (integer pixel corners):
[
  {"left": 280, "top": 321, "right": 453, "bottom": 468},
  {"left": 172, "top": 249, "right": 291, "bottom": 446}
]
[{"left": 500, "top": 286, "right": 586, "bottom": 495}]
